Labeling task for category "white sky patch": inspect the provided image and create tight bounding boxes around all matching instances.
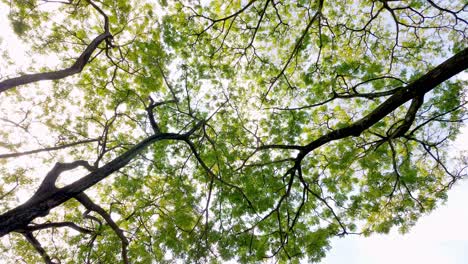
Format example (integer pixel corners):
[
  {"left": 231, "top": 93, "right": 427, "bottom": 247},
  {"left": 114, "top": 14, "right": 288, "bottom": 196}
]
[{"left": 323, "top": 174, "right": 468, "bottom": 264}]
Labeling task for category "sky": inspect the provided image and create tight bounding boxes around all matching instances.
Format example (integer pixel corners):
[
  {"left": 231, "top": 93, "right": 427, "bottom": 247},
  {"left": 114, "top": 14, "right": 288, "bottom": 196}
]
[
  {"left": 321, "top": 77, "right": 468, "bottom": 263},
  {"left": 322, "top": 173, "right": 468, "bottom": 264},
  {"left": 1, "top": 3, "right": 468, "bottom": 264}
]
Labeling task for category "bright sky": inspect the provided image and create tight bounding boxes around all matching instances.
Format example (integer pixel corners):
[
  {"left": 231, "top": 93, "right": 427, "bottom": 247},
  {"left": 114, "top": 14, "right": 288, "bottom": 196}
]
[
  {"left": 323, "top": 173, "right": 468, "bottom": 264},
  {"left": 322, "top": 82, "right": 468, "bottom": 263},
  {"left": 1, "top": 3, "right": 467, "bottom": 264}
]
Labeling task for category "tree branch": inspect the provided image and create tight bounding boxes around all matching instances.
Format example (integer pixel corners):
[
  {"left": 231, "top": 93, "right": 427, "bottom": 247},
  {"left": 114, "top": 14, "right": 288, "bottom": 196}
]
[
  {"left": 0, "top": 32, "right": 111, "bottom": 93},
  {"left": 0, "top": 121, "right": 204, "bottom": 236},
  {"left": 75, "top": 193, "right": 129, "bottom": 264},
  {"left": 33, "top": 160, "right": 94, "bottom": 200},
  {"left": 296, "top": 47, "right": 468, "bottom": 160},
  {"left": 0, "top": 0, "right": 112, "bottom": 93},
  {"left": 0, "top": 138, "right": 99, "bottom": 159},
  {"left": 22, "top": 232, "right": 56, "bottom": 264},
  {"left": 20, "top": 221, "right": 93, "bottom": 234}
]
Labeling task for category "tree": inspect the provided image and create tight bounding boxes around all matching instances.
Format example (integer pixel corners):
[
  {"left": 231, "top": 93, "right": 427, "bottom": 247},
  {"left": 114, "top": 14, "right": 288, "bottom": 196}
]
[{"left": 0, "top": 0, "right": 466, "bottom": 262}]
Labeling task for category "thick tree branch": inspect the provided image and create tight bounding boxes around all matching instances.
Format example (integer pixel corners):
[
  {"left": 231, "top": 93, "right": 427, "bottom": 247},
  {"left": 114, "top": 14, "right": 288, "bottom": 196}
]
[
  {"left": 0, "top": 121, "right": 204, "bottom": 237},
  {"left": 0, "top": 32, "right": 111, "bottom": 93},
  {"left": 75, "top": 193, "right": 129, "bottom": 264},
  {"left": 146, "top": 97, "right": 177, "bottom": 134},
  {"left": 22, "top": 232, "right": 56, "bottom": 264},
  {"left": 0, "top": 0, "right": 112, "bottom": 93},
  {"left": 388, "top": 94, "right": 424, "bottom": 138},
  {"left": 34, "top": 160, "right": 94, "bottom": 199},
  {"left": 296, "top": 48, "right": 468, "bottom": 160}
]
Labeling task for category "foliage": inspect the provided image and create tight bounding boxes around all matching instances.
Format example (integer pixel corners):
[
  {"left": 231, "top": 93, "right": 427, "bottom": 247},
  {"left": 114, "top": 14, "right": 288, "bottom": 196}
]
[{"left": 0, "top": 0, "right": 467, "bottom": 263}]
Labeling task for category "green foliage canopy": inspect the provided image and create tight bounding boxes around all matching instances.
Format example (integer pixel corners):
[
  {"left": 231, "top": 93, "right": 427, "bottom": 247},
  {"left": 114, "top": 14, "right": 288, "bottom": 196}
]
[{"left": 0, "top": 0, "right": 467, "bottom": 263}]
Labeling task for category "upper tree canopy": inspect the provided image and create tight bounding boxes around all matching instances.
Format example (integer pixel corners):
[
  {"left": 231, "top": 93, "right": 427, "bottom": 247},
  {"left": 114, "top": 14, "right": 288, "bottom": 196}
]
[{"left": 0, "top": 0, "right": 467, "bottom": 263}]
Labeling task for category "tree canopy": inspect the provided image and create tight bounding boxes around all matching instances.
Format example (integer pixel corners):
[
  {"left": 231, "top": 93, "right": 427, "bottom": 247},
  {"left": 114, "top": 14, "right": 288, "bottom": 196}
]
[{"left": 0, "top": 0, "right": 467, "bottom": 263}]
